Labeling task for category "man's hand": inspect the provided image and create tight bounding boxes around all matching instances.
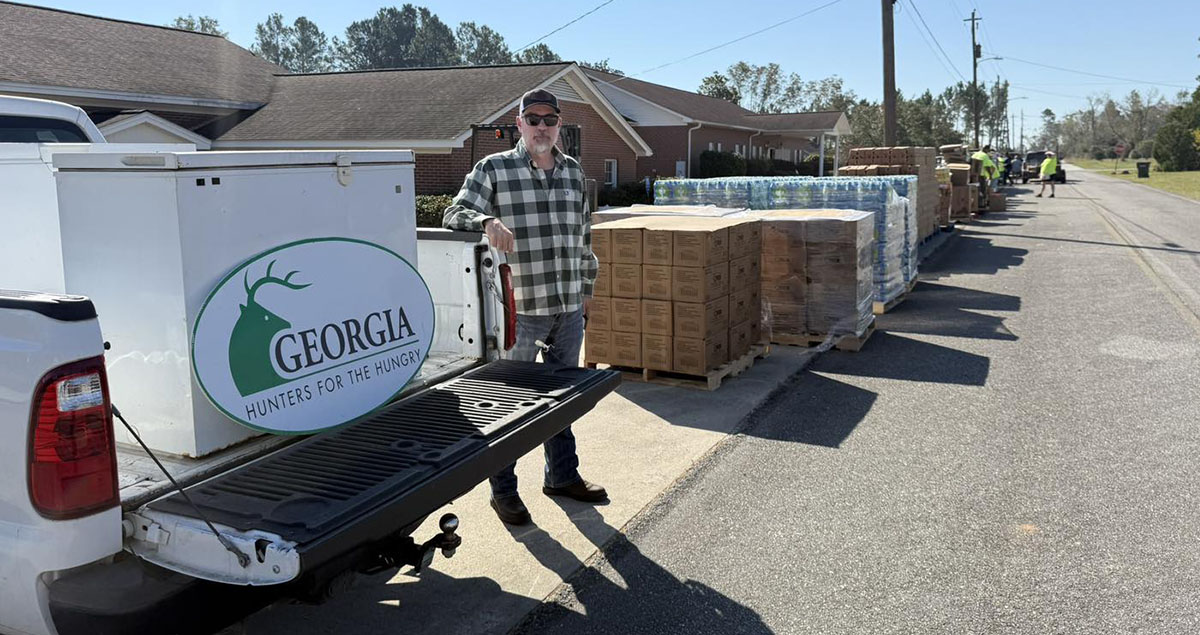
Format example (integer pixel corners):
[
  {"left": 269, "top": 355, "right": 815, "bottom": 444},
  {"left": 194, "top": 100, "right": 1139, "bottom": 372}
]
[
  {"left": 583, "top": 297, "right": 591, "bottom": 318},
  {"left": 484, "top": 218, "right": 515, "bottom": 253}
]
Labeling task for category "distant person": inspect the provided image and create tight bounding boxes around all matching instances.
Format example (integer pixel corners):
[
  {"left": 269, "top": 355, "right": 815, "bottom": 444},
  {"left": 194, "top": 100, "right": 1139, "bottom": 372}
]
[
  {"left": 997, "top": 153, "right": 1008, "bottom": 186},
  {"left": 971, "top": 145, "right": 998, "bottom": 205},
  {"left": 1036, "top": 151, "right": 1058, "bottom": 198},
  {"left": 1010, "top": 155, "right": 1023, "bottom": 184}
]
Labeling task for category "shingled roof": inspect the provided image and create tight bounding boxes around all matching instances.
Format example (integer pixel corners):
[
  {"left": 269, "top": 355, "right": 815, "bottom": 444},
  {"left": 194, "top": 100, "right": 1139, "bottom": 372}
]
[
  {"left": 0, "top": 2, "right": 281, "bottom": 106},
  {"left": 584, "top": 68, "right": 848, "bottom": 134},
  {"left": 216, "top": 63, "right": 573, "bottom": 142}
]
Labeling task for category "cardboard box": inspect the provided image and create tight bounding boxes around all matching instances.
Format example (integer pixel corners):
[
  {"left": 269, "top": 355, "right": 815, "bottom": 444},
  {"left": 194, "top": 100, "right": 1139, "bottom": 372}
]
[
  {"left": 612, "top": 331, "right": 641, "bottom": 367},
  {"left": 642, "top": 334, "right": 672, "bottom": 371},
  {"left": 728, "top": 220, "right": 762, "bottom": 259},
  {"left": 594, "top": 262, "right": 611, "bottom": 296},
  {"left": 988, "top": 192, "right": 1006, "bottom": 211},
  {"left": 642, "top": 264, "right": 672, "bottom": 300},
  {"left": 673, "top": 333, "right": 729, "bottom": 375},
  {"left": 729, "top": 320, "right": 752, "bottom": 359},
  {"left": 948, "top": 163, "right": 971, "bottom": 186},
  {"left": 672, "top": 223, "right": 729, "bottom": 267},
  {"left": 611, "top": 298, "right": 641, "bottom": 333},
  {"left": 611, "top": 228, "right": 643, "bottom": 264},
  {"left": 750, "top": 316, "right": 763, "bottom": 345},
  {"left": 585, "top": 329, "right": 612, "bottom": 364},
  {"left": 950, "top": 185, "right": 971, "bottom": 217},
  {"left": 729, "top": 287, "right": 754, "bottom": 326},
  {"left": 591, "top": 227, "right": 611, "bottom": 262},
  {"left": 612, "top": 263, "right": 642, "bottom": 298},
  {"left": 588, "top": 296, "right": 612, "bottom": 331},
  {"left": 641, "top": 299, "right": 673, "bottom": 335},
  {"left": 674, "top": 296, "right": 729, "bottom": 339},
  {"left": 729, "top": 255, "right": 758, "bottom": 291},
  {"left": 671, "top": 263, "right": 728, "bottom": 303},
  {"left": 968, "top": 183, "right": 980, "bottom": 213},
  {"left": 642, "top": 226, "right": 673, "bottom": 265}
]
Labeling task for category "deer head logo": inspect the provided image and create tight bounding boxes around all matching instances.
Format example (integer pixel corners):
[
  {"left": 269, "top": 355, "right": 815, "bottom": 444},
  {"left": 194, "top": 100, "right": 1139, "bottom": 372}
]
[{"left": 228, "top": 260, "right": 310, "bottom": 397}]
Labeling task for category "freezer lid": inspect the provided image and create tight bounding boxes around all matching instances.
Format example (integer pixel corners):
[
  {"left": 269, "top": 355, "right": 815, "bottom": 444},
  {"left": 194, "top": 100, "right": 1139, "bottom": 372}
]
[{"left": 52, "top": 149, "right": 415, "bottom": 171}]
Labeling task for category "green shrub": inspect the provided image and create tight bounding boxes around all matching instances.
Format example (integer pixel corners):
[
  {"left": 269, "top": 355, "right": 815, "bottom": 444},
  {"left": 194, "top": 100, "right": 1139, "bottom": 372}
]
[
  {"left": 416, "top": 194, "right": 454, "bottom": 228},
  {"left": 744, "top": 157, "right": 773, "bottom": 176},
  {"left": 1152, "top": 120, "right": 1200, "bottom": 172},
  {"left": 598, "top": 180, "right": 653, "bottom": 207},
  {"left": 698, "top": 150, "right": 746, "bottom": 177}
]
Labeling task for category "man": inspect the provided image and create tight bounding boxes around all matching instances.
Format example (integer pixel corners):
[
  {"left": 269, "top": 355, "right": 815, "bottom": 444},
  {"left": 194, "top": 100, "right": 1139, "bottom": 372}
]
[
  {"left": 1036, "top": 151, "right": 1058, "bottom": 198},
  {"left": 971, "top": 145, "right": 998, "bottom": 206},
  {"left": 443, "top": 89, "right": 606, "bottom": 526},
  {"left": 1010, "top": 154, "right": 1024, "bottom": 184},
  {"left": 996, "top": 153, "right": 1008, "bottom": 186}
]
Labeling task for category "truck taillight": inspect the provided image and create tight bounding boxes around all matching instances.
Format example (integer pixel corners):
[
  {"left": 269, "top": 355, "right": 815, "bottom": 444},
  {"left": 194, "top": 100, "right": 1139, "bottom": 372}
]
[
  {"left": 28, "top": 356, "right": 118, "bottom": 520},
  {"left": 499, "top": 264, "right": 517, "bottom": 350}
]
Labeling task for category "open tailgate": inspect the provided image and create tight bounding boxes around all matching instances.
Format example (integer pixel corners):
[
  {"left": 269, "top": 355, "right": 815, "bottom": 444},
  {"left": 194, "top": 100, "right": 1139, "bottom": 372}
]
[{"left": 126, "top": 361, "right": 619, "bottom": 585}]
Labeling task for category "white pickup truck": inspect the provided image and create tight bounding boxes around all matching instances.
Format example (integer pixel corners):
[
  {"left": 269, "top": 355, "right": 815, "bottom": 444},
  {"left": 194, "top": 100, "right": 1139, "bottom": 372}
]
[{"left": 0, "top": 97, "right": 618, "bottom": 635}]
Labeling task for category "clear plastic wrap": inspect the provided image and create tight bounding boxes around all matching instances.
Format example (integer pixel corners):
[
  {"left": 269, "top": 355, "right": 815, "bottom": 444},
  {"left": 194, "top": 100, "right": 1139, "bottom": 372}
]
[
  {"left": 657, "top": 176, "right": 910, "bottom": 304},
  {"left": 740, "top": 210, "right": 875, "bottom": 341}
]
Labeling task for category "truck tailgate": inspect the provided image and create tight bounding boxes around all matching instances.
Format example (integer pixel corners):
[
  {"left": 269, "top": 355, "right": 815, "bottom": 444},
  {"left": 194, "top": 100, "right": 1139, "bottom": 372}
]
[{"left": 133, "top": 361, "right": 619, "bottom": 583}]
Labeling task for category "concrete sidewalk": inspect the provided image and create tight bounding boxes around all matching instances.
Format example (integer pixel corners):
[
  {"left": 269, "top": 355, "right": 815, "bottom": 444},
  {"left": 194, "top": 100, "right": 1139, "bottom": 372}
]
[{"left": 244, "top": 346, "right": 819, "bottom": 634}]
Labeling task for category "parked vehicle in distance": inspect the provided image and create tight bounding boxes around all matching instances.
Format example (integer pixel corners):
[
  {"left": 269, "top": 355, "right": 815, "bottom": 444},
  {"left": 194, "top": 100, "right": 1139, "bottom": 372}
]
[{"left": 1021, "top": 150, "right": 1066, "bottom": 184}]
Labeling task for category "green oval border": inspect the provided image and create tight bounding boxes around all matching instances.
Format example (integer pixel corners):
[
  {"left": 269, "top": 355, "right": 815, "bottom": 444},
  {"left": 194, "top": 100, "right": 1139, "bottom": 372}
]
[{"left": 190, "top": 236, "right": 436, "bottom": 436}]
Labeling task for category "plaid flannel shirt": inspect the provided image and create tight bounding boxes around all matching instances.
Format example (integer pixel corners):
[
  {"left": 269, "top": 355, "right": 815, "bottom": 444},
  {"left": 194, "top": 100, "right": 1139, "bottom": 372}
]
[{"left": 443, "top": 139, "right": 598, "bottom": 316}]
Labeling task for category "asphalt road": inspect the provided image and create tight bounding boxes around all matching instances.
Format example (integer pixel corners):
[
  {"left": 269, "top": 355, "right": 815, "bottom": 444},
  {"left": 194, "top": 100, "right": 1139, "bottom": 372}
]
[{"left": 516, "top": 170, "right": 1200, "bottom": 634}]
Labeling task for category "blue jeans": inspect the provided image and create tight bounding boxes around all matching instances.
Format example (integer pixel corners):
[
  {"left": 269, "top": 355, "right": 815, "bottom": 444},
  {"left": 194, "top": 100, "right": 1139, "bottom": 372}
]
[{"left": 490, "top": 309, "right": 585, "bottom": 499}]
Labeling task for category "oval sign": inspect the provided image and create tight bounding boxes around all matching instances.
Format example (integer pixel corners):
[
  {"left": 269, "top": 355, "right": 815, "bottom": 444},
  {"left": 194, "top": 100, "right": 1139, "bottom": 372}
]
[{"left": 192, "top": 238, "right": 434, "bottom": 434}]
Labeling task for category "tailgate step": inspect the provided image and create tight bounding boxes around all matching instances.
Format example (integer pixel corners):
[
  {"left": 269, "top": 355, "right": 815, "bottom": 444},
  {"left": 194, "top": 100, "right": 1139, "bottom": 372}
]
[{"left": 145, "top": 361, "right": 617, "bottom": 547}]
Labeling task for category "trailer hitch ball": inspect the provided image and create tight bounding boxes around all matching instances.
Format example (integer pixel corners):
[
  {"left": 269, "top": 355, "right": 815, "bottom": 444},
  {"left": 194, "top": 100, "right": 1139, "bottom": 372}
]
[{"left": 439, "top": 513, "right": 461, "bottom": 558}]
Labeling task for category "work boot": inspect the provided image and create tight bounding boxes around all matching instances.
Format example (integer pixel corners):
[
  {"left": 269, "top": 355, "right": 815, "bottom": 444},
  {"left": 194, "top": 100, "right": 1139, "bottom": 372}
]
[
  {"left": 1035, "top": 193, "right": 1042, "bottom": 198},
  {"left": 1049, "top": 193, "right": 1055, "bottom": 198},
  {"left": 490, "top": 495, "right": 531, "bottom": 525},
  {"left": 543, "top": 479, "right": 608, "bottom": 503}
]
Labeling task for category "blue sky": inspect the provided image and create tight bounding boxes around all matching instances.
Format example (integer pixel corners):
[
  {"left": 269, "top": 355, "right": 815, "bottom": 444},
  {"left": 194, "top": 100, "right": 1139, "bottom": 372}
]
[{"left": 33, "top": 0, "right": 1200, "bottom": 134}]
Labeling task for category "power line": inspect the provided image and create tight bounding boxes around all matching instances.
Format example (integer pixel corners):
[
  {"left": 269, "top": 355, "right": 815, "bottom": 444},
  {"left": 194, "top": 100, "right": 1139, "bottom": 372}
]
[
  {"left": 515, "top": 0, "right": 615, "bottom": 53},
  {"left": 617, "top": 0, "right": 844, "bottom": 81},
  {"left": 898, "top": 1, "right": 959, "bottom": 81},
  {"left": 988, "top": 53, "right": 1192, "bottom": 90},
  {"left": 903, "top": 0, "right": 966, "bottom": 81}
]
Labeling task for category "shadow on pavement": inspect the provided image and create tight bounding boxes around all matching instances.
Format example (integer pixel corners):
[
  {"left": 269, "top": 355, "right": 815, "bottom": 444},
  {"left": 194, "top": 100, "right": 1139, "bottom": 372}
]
[
  {"left": 922, "top": 234, "right": 1029, "bottom": 278},
  {"left": 513, "top": 504, "right": 771, "bottom": 634},
  {"left": 879, "top": 282, "right": 1019, "bottom": 342},
  {"left": 745, "top": 370, "right": 878, "bottom": 448},
  {"left": 816, "top": 331, "right": 992, "bottom": 385},
  {"left": 959, "top": 229, "right": 1200, "bottom": 256}
]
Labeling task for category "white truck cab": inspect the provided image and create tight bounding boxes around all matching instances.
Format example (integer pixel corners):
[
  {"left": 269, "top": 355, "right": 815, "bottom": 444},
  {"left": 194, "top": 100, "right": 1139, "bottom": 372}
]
[{"left": 0, "top": 97, "right": 618, "bottom": 635}]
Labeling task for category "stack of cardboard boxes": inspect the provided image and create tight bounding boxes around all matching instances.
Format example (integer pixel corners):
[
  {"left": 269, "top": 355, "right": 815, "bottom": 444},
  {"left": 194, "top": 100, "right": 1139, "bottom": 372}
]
[
  {"left": 840, "top": 146, "right": 941, "bottom": 241},
  {"left": 753, "top": 210, "right": 875, "bottom": 343},
  {"left": 586, "top": 216, "right": 762, "bottom": 376}
]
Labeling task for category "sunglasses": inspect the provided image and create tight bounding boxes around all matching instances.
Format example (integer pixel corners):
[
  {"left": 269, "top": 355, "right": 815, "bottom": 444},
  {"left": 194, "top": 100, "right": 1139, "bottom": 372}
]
[{"left": 522, "top": 114, "right": 560, "bottom": 127}]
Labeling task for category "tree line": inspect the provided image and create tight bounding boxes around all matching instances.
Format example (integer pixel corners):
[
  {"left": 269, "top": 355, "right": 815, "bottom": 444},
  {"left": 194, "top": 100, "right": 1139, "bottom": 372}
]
[
  {"left": 169, "top": 7, "right": 619, "bottom": 74},
  {"left": 699, "top": 62, "right": 1015, "bottom": 153}
]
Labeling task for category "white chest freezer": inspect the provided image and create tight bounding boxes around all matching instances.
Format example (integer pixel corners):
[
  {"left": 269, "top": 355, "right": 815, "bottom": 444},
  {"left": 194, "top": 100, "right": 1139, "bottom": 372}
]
[
  {"left": 52, "top": 150, "right": 417, "bottom": 457},
  {"left": 1, "top": 143, "right": 193, "bottom": 294}
]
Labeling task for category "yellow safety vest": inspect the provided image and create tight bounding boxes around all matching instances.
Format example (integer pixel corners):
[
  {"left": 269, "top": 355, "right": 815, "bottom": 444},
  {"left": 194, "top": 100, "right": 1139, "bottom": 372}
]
[
  {"left": 972, "top": 151, "right": 997, "bottom": 178},
  {"left": 1040, "top": 157, "right": 1058, "bottom": 177}
]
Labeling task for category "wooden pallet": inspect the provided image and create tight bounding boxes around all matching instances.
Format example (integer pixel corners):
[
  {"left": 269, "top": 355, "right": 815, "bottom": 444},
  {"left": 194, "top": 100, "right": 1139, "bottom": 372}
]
[
  {"left": 872, "top": 279, "right": 917, "bottom": 315},
  {"left": 585, "top": 344, "right": 769, "bottom": 391},
  {"left": 770, "top": 318, "right": 876, "bottom": 352}
]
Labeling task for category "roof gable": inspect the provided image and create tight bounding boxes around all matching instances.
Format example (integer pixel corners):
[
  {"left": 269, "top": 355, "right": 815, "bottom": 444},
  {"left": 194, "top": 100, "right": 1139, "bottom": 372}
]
[{"left": 0, "top": 2, "right": 282, "bottom": 106}]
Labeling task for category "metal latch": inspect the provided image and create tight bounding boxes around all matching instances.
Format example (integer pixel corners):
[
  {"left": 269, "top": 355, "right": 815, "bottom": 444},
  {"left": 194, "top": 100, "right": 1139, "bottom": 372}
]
[
  {"left": 336, "top": 154, "right": 353, "bottom": 186},
  {"left": 124, "top": 512, "right": 171, "bottom": 545}
]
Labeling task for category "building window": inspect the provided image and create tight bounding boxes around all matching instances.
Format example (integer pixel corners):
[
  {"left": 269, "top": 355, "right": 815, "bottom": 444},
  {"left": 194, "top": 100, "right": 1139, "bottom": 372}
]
[
  {"left": 717, "top": 142, "right": 722, "bottom": 152},
  {"left": 708, "top": 142, "right": 714, "bottom": 151},
  {"left": 604, "top": 159, "right": 618, "bottom": 187}
]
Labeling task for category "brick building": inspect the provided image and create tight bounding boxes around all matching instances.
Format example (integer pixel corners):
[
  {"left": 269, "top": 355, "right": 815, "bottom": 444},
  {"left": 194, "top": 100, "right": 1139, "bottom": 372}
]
[
  {"left": 0, "top": 2, "right": 649, "bottom": 195},
  {"left": 584, "top": 69, "right": 851, "bottom": 179}
]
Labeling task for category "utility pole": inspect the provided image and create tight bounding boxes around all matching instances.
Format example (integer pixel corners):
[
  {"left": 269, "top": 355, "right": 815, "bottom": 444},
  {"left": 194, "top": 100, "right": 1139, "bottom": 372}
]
[
  {"left": 882, "top": 0, "right": 897, "bottom": 145},
  {"left": 965, "top": 10, "right": 981, "bottom": 148},
  {"left": 1020, "top": 108, "right": 1025, "bottom": 154}
]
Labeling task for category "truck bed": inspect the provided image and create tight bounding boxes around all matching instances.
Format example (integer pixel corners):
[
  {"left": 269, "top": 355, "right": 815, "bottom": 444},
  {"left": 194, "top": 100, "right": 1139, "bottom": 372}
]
[{"left": 117, "top": 352, "right": 481, "bottom": 510}]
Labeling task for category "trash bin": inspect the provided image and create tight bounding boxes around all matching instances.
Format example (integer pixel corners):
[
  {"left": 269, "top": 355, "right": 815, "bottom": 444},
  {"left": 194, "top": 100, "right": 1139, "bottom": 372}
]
[{"left": 1137, "top": 161, "right": 1151, "bottom": 178}]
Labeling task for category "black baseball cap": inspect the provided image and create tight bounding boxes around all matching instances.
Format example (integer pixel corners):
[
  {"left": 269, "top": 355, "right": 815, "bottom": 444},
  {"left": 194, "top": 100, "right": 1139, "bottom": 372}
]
[{"left": 520, "top": 89, "right": 560, "bottom": 114}]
